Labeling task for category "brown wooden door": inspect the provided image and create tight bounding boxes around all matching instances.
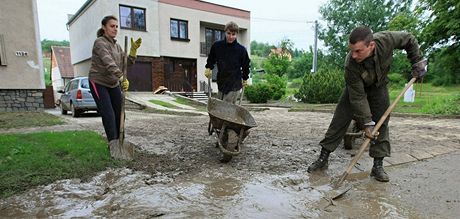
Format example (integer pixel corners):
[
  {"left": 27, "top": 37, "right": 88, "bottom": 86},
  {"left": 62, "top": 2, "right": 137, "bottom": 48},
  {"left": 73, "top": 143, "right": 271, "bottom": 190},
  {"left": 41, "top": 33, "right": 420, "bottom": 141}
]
[{"left": 127, "top": 62, "right": 152, "bottom": 91}]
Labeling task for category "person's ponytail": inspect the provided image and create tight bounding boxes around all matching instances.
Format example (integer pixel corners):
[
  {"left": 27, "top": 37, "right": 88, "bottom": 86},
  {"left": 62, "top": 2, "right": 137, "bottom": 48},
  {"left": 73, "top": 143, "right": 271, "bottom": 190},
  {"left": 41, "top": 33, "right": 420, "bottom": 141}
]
[{"left": 97, "top": 28, "right": 104, "bottom": 37}]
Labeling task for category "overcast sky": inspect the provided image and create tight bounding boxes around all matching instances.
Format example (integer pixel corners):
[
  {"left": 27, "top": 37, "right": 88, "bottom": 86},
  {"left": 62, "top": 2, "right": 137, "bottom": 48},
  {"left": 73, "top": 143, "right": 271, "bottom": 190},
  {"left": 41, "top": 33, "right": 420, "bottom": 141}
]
[{"left": 36, "top": 0, "right": 327, "bottom": 50}]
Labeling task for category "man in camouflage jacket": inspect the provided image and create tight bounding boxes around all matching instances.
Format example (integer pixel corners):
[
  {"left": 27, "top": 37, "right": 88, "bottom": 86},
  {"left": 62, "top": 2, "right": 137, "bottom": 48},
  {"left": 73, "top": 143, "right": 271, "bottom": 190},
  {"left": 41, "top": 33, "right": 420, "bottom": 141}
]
[{"left": 307, "top": 26, "right": 427, "bottom": 182}]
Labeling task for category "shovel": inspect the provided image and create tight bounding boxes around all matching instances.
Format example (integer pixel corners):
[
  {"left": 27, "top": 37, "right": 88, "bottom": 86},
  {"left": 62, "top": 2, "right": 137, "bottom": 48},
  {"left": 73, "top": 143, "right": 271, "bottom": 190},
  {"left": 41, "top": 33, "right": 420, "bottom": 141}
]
[{"left": 117, "top": 36, "right": 134, "bottom": 160}]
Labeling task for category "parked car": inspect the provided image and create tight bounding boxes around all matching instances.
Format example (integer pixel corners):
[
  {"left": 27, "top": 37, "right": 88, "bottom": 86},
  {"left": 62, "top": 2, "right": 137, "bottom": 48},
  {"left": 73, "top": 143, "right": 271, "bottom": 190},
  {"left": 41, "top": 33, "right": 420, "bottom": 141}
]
[{"left": 58, "top": 77, "right": 97, "bottom": 117}]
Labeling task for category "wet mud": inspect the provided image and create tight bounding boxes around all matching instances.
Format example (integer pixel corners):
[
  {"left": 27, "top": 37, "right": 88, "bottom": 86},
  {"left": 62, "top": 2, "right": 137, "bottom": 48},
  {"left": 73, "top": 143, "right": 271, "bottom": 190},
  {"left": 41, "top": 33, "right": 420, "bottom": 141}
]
[{"left": 1, "top": 108, "right": 459, "bottom": 218}]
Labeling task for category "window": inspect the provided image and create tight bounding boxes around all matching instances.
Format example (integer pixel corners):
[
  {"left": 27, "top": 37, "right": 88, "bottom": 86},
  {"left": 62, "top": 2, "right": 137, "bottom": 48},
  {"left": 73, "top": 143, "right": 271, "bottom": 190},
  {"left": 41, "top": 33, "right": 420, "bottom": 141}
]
[
  {"left": 0, "top": 34, "right": 6, "bottom": 66},
  {"left": 80, "top": 78, "right": 89, "bottom": 89},
  {"left": 119, "top": 5, "right": 146, "bottom": 31},
  {"left": 170, "top": 19, "right": 189, "bottom": 41},
  {"left": 205, "top": 28, "right": 225, "bottom": 55}
]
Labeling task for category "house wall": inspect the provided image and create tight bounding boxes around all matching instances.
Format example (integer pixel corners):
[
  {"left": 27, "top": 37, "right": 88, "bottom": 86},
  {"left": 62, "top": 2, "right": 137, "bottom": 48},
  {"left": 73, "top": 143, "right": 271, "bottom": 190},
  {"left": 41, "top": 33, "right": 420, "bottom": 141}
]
[
  {"left": 68, "top": 0, "right": 161, "bottom": 77},
  {"left": 0, "top": 0, "right": 44, "bottom": 111},
  {"left": 158, "top": 1, "right": 250, "bottom": 92}
]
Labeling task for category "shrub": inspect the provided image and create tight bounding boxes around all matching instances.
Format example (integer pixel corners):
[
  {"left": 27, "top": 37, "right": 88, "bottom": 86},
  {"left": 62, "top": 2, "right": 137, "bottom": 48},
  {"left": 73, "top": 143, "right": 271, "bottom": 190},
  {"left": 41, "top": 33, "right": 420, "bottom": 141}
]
[
  {"left": 265, "top": 74, "right": 287, "bottom": 100},
  {"left": 294, "top": 68, "right": 345, "bottom": 103},
  {"left": 387, "top": 72, "right": 406, "bottom": 88},
  {"left": 245, "top": 83, "right": 272, "bottom": 103}
]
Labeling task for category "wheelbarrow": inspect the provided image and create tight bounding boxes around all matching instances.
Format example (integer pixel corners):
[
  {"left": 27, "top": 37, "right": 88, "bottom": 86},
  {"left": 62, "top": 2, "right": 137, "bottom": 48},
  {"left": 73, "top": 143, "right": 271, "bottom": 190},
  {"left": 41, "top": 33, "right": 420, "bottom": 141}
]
[{"left": 206, "top": 80, "right": 257, "bottom": 162}]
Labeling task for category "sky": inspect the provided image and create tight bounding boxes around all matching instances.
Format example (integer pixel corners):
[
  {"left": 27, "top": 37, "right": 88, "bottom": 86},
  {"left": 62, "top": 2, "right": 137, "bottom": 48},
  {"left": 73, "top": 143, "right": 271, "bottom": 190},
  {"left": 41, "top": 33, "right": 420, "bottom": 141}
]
[{"left": 36, "top": 0, "right": 327, "bottom": 50}]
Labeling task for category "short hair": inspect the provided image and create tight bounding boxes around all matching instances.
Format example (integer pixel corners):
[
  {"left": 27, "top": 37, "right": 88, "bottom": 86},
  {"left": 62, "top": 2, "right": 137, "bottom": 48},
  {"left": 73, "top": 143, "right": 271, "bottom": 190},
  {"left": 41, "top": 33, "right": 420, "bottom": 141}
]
[
  {"left": 349, "top": 26, "right": 373, "bottom": 45},
  {"left": 224, "top": 21, "right": 239, "bottom": 33}
]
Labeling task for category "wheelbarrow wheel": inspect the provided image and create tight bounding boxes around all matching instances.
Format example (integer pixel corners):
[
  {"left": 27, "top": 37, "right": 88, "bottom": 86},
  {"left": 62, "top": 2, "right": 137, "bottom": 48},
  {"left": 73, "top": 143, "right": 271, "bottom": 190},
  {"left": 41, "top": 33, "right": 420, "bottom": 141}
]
[{"left": 220, "top": 154, "right": 233, "bottom": 163}]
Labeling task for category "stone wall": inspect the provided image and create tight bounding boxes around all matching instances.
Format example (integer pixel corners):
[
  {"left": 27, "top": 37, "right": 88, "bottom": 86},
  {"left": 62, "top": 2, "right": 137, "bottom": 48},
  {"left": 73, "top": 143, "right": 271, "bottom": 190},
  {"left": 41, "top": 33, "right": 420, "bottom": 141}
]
[{"left": 0, "top": 89, "right": 44, "bottom": 112}]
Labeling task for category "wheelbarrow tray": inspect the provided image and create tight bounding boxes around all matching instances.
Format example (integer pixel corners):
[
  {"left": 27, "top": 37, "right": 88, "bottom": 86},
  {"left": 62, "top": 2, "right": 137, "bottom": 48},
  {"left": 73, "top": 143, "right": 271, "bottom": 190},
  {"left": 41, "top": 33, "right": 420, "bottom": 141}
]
[{"left": 207, "top": 97, "right": 257, "bottom": 130}]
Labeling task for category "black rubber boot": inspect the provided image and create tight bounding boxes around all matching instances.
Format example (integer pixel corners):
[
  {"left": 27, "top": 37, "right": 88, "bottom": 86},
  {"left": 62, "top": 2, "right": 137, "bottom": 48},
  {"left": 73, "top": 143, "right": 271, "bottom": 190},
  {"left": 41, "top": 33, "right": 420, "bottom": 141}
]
[
  {"left": 307, "top": 147, "right": 330, "bottom": 173},
  {"left": 371, "top": 157, "right": 390, "bottom": 182}
]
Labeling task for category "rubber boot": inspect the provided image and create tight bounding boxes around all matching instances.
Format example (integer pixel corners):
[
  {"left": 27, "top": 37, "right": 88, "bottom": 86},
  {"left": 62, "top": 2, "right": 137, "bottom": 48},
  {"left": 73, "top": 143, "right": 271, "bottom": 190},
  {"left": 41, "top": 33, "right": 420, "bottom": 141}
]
[
  {"left": 371, "top": 157, "right": 390, "bottom": 182},
  {"left": 307, "top": 147, "right": 330, "bottom": 173}
]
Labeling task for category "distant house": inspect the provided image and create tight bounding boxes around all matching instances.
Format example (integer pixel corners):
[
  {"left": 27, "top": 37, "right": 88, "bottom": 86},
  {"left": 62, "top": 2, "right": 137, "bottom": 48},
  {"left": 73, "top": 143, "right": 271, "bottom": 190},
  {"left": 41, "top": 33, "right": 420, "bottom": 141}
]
[
  {"left": 270, "top": 48, "right": 292, "bottom": 61},
  {"left": 50, "top": 46, "right": 75, "bottom": 102},
  {"left": 0, "top": 0, "right": 45, "bottom": 112},
  {"left": 66, "top": 0, "right": 250, "bottom": 93}
]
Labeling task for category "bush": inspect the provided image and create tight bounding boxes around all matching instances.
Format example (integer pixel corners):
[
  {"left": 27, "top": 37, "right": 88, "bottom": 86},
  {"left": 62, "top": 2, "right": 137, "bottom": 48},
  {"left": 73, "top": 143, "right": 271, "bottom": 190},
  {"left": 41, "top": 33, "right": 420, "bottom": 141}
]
[
  {"left": 295, "top": 68, "right": 345, "bottom": 103},
  {"left": 245, "top": 83, "right": 272, "bottom": 103},
  {"left": 387, "top": 72, "right": 406, "bottom": 88},
  {"left": 266, "top": 74, "right": 287, "bottom": 100}
]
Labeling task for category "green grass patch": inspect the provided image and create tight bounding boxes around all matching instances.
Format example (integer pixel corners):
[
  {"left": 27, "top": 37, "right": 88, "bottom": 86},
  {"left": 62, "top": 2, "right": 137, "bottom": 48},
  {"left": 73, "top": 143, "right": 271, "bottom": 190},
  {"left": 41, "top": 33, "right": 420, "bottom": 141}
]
[
  {"left": 390, "top": 83, "right": 460, "bottom": 115},
  {"left": 174, "top": 97, "right": 207, "bottom": 112},
  {"left": 149, "top": 99, "right": 181, "bottom": 109},
  {"left": 0, "top": 130, "right": 121, "bottom": 198},
  {"left": 142, "top": 108, "right": 203, "bottom": 116},
  {"left": 0, "top": 112, "right": 64, "bottom": 129}
]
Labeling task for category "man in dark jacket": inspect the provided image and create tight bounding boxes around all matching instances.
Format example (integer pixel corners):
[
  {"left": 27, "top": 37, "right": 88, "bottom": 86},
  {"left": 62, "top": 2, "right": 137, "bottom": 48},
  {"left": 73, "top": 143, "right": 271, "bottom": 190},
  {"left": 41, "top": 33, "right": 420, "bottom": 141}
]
[
  {"left": 307, "top": 26, "right": 427, "bottom": 182},
  {"left": 204, "top": 21, "right": 250, "bottom": 103}
]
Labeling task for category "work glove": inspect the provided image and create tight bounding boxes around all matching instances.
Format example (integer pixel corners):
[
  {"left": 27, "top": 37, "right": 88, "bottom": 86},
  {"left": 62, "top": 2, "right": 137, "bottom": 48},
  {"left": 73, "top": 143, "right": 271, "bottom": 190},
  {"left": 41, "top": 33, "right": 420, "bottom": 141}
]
[
  {"left": 363, "top": 125, "right": 379, "bottom": 140},
  {"left": 242, "top": 80, "right": 248, "bottom": 87},
  {"left": 129, "top": 37, "right": 142, "bottom": 57},
  {"left": 204, "top": 68, "right": 212, "bottom": 79},
  {"left": 121, "top": 78, "right": 129, "bottom": 91},
  {"left": 411, "top": 59, "right": 427, "bottom": 79}
]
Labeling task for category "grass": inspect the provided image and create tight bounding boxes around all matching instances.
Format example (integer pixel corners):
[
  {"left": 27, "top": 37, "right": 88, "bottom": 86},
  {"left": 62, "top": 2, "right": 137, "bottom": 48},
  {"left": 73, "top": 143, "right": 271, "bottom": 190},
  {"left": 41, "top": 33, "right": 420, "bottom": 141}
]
[
  {"left": 390, "top": 83, "right": 460, "bottom": 115},
  {"left": 0, "top": 112, "right": 64, "bottom": 129},
  {"left": 149, "top": 99, "right": 181, "bottom": 109},
  {"left": 0, "top": 130, "right": 122, "bottom": 198},
  {"left": 288, "top": 83, "right": 460, "bottom": 116},
  {"left": 174, "top": 97, "right": 207, "bottom": 112},
  {"left": 142, "top": 108, "right": 203, "bottom": 116},
  {"left": 43, "top": 57, "right": 51, "bottom": 86}
]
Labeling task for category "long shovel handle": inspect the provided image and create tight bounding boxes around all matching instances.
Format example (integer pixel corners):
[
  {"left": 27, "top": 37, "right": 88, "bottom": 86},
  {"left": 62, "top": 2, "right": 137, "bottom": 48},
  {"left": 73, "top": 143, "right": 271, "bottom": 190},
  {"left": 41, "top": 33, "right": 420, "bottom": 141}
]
[
  {"left": 335, "top": 77, "right": 418, "bottom": 187},
  {"left": 119, "top": 36, "right": 128, "bottom": 145}
]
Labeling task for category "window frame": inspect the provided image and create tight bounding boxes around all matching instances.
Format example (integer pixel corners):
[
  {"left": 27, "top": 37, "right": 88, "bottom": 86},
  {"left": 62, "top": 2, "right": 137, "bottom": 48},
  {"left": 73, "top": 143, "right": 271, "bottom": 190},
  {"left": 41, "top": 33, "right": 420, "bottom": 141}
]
[
  {"left": 119, "top": 4, "right": 147, "bottom": 31},
  {"left": 170, "top": 18, "right": 189, "bottom": 41},
  {"left": 0, "top": 34, "right": 7, "bottom": 66},
  {"left": 205, "top": 28, "right": 225, "bottom": 55}
]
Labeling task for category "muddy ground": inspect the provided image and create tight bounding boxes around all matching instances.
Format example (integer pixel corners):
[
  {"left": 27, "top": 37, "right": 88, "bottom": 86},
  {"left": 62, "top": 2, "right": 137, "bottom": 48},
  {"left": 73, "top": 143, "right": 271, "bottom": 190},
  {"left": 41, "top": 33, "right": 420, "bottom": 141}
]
[{"left": 1, "top": 108, "right": 459, "bottom": 218}]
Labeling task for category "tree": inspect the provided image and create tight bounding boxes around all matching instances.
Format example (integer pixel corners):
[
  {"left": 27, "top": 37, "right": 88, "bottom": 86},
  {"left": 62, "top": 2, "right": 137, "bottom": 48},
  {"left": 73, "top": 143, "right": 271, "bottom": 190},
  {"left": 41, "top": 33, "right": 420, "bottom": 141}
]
[
  {"left": 319, "top": 0, "right": 413, "bottom": 67},
  {"left": 41, "top": 39, "right": 70, "bottom": 54},
  {"left": 416, "top": 0, "right": 460, "bottom": 85}
]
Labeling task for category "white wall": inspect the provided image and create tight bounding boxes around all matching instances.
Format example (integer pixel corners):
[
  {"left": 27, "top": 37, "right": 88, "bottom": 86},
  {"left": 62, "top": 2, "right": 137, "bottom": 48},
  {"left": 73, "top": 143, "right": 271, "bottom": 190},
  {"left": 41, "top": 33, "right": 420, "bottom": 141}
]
[{"left": 0, "top": 0, "right": 44, "bottom": 89}]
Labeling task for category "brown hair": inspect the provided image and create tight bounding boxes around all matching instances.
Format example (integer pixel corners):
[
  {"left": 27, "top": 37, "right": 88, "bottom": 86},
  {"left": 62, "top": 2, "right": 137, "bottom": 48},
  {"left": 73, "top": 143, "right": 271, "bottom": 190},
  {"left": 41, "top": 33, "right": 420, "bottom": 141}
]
[
  {"left": 349, "top": 26, "right": 373, "bottom": 45},
  {"left": 96, "top": 15, "right": 118, "bottom": 37},
  {"left": 224, "top": 21, "right": 239, "bottom": 33}
]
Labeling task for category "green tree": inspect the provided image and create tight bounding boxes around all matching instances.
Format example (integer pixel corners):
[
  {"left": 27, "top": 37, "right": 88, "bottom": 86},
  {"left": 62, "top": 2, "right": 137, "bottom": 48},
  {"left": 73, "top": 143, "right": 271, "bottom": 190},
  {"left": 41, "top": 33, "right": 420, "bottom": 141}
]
[
  {"left": 319, "top": 0, "right": 413, "bottom": 68},
  {"left": 41, "top": 39, "right": 69, "bottom": 54},
  {"left": 250, "top": 40, "right": 274, "bottom": 57},
  {"left": 287, "top": 50, "right": 313, "bottom": 79},
  {"left": 416, "top": 0, "right": 460, "bottom": 85}
]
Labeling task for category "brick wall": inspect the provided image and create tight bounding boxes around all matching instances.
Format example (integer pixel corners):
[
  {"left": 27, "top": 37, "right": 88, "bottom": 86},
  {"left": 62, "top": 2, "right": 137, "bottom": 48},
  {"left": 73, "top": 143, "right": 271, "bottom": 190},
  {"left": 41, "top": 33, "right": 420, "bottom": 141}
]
[{"left": 0, "top": 89, "right": 44, "bottom": 112}]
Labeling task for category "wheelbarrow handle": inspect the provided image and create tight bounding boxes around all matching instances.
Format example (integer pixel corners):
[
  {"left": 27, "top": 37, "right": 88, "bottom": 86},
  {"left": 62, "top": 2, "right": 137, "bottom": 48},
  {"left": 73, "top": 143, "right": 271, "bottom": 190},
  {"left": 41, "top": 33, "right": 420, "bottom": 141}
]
[{"left": 239, "top": 86, "right": 245, "bottom": 106}]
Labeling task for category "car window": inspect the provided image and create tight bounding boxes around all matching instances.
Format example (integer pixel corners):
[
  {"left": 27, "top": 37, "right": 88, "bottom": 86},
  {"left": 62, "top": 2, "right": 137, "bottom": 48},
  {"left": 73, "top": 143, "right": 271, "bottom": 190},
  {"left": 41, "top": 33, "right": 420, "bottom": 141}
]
[
  {"left": 64, "top": 82, "right": 71, "bottom": 92},
  {"left": 71, "top": 80, "right": 78, "bottom": 90},
  {"left": 80, "top": 78, "right": 89, "bottom": 89}
]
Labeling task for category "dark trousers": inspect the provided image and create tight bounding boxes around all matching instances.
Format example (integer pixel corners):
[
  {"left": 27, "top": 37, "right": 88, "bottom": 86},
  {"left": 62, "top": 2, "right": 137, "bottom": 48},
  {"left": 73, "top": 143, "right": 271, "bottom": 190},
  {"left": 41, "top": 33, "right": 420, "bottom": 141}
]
[
  {"left": 320, "top": 84, "right": 391, "bottom": 158},
  {"left": 89, "top": 81, "right": 122, "bottom": 141}
]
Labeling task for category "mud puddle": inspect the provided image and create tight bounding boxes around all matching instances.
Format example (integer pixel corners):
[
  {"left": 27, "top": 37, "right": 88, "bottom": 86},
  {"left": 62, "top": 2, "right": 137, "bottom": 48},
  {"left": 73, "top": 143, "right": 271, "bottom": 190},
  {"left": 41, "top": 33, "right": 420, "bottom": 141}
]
[{"left": 1, "top": 167, "right": 414, "bottom": 218}]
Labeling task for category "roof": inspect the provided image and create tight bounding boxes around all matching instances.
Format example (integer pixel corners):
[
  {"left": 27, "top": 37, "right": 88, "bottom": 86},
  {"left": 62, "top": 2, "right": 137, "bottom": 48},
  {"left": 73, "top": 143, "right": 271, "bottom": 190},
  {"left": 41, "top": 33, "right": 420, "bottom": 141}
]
[{"left": 51, "top": 46, "right": 74, "bottom": 78}]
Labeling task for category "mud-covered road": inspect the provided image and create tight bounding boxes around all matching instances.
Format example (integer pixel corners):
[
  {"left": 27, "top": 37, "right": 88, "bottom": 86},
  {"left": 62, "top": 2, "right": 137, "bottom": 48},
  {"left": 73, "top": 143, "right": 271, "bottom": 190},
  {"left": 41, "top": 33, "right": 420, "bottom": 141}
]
[{"left": 1, "top": 108, "right": 459, "bottom": 218}]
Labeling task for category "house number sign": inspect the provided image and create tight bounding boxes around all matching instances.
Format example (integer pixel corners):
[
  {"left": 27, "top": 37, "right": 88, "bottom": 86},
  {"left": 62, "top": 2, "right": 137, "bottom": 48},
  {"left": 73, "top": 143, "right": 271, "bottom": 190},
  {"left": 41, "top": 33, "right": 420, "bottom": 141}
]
[{"left": 15, "top": 51, "right": 29, "bottom": 56}]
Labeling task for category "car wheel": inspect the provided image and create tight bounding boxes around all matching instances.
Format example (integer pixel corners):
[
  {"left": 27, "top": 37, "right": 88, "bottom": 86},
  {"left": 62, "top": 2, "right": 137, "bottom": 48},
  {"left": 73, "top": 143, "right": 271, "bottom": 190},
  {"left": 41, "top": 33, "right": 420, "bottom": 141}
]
[
  {"left": 71, "top": 103, "right": 80, "bottom": 118},
  {"left": 60, "top": 103, "right": 67, "bottom": 115}
]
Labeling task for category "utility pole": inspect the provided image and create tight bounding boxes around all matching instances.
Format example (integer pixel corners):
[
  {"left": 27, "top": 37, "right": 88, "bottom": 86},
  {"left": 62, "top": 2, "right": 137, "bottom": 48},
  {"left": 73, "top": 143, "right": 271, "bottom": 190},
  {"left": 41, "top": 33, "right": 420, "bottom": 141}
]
[{"left": 312, "top": 20, "right": 318, "bottom": 73}]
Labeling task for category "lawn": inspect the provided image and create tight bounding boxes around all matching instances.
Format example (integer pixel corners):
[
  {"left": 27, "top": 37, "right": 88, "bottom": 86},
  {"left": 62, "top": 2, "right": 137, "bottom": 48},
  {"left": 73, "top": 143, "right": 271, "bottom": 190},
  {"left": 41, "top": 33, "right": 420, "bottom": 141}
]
[
  {"left": 390, "top": 83, "right": 460, "bottom": 115},
  {"left": 0, "top": 112, "right": 64, "bottom": 129},
  {"left": 174, "top": 97, "right": 207, "bottom": 112},
  {"left": 0, "top": 130, "right": 122, "bottom": 198},
  {"left": 149, "top": 99, "right": 181, "bottom": 109}
]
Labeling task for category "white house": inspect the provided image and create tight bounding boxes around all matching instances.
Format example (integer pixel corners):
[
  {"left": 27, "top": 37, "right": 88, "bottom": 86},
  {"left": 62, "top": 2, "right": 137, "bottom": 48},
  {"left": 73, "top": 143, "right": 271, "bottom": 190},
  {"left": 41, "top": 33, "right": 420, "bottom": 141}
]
[
  {"left": 50, "top": 46, "right": 75, "bottom": 102},
  {"left": 0, "top": 0, "right": 45, "bottom": 112},
  {"left": 67, "top": 0, "right": 250, "bottom": 93}
]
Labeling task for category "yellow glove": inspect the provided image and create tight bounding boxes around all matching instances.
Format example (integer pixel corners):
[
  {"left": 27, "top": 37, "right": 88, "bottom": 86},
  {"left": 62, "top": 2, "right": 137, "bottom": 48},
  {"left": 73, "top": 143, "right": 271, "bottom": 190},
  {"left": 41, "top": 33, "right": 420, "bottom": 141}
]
[
  {"left": 121, "top": 78, "right": 129, "bottom": 91},
  {"left": 129, "top": 37, "right": 142, "bottom": 57},
  {"left": 204, "top": 68, "right": 212, "bottom": 79},
  {"left": 242, "top": 80, "right": 248, "bottom": 87}
]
